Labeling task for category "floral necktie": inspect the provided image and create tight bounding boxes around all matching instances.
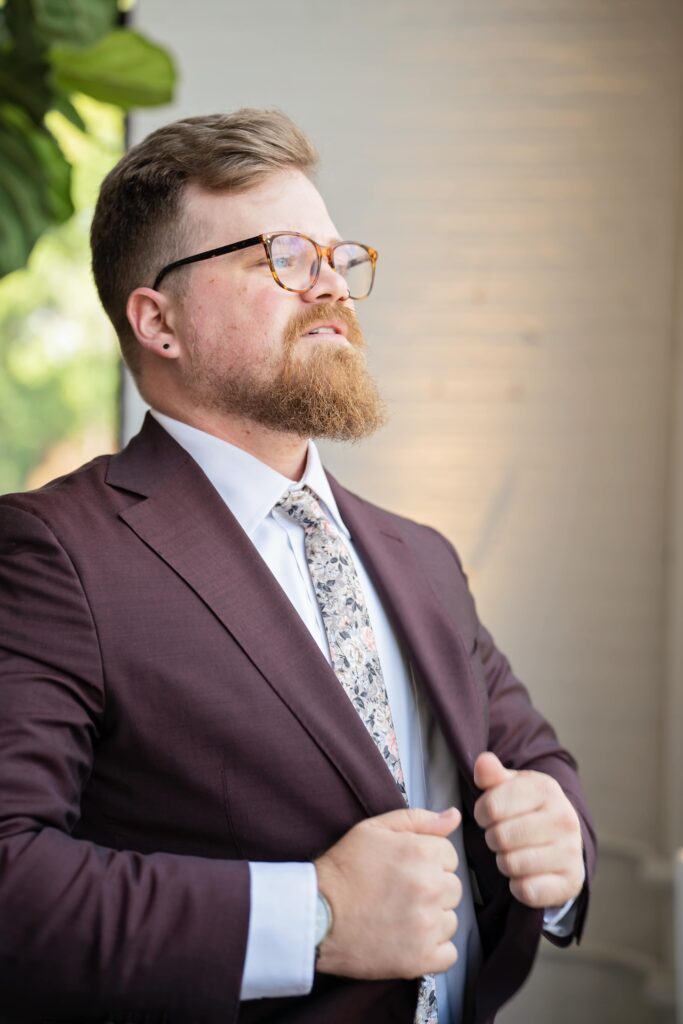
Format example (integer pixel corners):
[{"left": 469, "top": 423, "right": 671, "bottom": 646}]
[{"left": 276, "top": 486, "right": 438, "bottom": 1024}]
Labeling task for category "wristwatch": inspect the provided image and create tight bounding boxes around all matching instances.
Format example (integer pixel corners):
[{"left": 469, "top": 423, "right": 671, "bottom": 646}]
[{"left": 315, "top": 890, "right": 333, "bottom": 954}]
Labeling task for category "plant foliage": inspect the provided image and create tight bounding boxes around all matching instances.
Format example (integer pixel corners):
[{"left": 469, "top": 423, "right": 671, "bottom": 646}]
[
  {"left": 0, "top": 0, "right": 176, "bottom": 278},
  {"left": 0, "top": 95, "right": 123, "bottom": 494}
]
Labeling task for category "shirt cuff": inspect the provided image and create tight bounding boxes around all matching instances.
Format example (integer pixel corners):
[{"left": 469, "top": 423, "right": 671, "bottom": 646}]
[
  {"left": 542, "top": 861, "right": 586, "bottom": 937},
  {"left": 542, "top": 895, "right": 578, "bottom": 936},
  {"left": 240, "top": 861, "right": 317, "bottom": 1000}
]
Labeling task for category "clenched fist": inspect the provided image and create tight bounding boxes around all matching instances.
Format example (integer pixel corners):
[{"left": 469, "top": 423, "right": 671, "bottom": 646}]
[
  {"left": 473, "top": 752, "right": 585, "bottom": 909},
  {"left": 314, "top": 806, "right": 462, "bottom": 980}
]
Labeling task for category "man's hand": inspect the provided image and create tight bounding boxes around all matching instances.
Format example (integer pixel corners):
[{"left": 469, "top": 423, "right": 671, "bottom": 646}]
[
  {"left": 314, "top": 806, "right": 462, "bottom": 980},
  {"left": 473, "top": 751, "right": 584, "bottom": 909}
]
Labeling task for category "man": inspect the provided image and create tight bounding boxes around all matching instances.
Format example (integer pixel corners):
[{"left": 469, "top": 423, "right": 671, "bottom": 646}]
[{"left": 0, "top": 109, "right": 595, "bottom": 1024}]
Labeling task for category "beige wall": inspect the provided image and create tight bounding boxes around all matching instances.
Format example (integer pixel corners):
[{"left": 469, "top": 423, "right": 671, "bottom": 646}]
[{"left": 127, "top": 1, "right": 683, "bottom": 1019}]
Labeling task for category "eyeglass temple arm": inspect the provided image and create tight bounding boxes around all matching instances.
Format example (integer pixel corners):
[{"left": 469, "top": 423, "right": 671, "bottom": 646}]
[{"left": 152, "top": 235, "right": 264, "bottom": 290}]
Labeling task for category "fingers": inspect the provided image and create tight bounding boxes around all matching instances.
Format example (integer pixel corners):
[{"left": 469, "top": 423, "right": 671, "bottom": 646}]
[
  {"left": 471, "top": 761, "right": 584, "bottom": 906},
  {"left": 314, "top": 810, "right": 464, "bottom": 982},
  {"left": 473, "top": 751, "right": 516, "bottom": 791},
  {"left": 431, "top": 941, "right": 458, "bottom": 975},
  {"left": 442, "top": 871, "right": 462, "bottom": 910},
  {"left": 425, "top": 916, "right": 459, "bottom": 976},
  {"left": 442, "top": 842, "right": 459, "bottom": 874},
  {"left": 482, "top": 809, "right": 560, "bottom": 852},
  {"left": 437, "top": 909, "right": 458, "bottom": 943},
  {"left": 416, "top": 834, "right": 459, "bottom": 873},
  {"left": 509, "top": 873, "right": 579, "bottom": 909},
  {"left": 372, "top": 806, "right": 461, "bottom": 837},
  {"left": 474, "top": 773, "right": 550, "bottom": 828},
  {"left": 495, "top": 842, "right": 577, "bottom": 879}
]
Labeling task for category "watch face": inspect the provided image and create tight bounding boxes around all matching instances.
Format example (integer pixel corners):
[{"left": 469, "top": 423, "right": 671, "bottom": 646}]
[{"left": 315, "top": 892, "right": 332, "bottom": 946}]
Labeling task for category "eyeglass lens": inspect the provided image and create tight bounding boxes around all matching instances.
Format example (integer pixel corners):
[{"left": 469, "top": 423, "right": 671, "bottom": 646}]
[{"left": 268, "top": 234, "right": 374, "bottom": 298}]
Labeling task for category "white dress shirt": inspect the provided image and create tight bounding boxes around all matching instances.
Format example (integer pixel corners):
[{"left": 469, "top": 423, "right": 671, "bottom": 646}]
[{"left": 150, "top": 410, "right": 577, "bottom": 1024}]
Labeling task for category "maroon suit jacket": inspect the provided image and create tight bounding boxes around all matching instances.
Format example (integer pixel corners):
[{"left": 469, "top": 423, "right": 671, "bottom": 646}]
[{"left": 0, "top": 414, "right": 596, "bottom": 1024}]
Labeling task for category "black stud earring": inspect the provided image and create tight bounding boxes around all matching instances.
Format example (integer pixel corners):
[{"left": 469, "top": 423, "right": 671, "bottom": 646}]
[{"left": 162, "top": 343, "right": 170, "bottom": 350}]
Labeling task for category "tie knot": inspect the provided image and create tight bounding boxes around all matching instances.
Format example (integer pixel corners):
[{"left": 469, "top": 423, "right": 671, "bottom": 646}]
[{"left": 276, "top": 486, "right": 330, "bottom": 531}]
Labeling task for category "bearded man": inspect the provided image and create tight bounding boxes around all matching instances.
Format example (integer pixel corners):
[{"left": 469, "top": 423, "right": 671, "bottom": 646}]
[{"left": 0, "top": 109, "right": 595, "bottom": 1024}]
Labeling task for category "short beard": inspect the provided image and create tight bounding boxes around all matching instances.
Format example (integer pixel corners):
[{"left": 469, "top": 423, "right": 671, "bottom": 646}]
[{"left": 186, "top": 303, "right": 387, "bottom": 441}]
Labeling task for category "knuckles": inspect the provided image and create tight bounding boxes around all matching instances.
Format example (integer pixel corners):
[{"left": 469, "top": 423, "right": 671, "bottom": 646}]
[
  {"left": 408, "top": 875, "right": 441, "bottom": 905},
  {"left": 510, "top": 877, "right": 541, "bottom": 907},
  {"left": 473, "top": 794, "right": 495, "bottom": 828},
  {"left": 447, "top": 849, "right": 460, "bottom": 873},
  {"left": 409, "top": 904, "right": 437, "bottom": 941},
  {"left": 441, "top": 875, "right": 462, "bottom": 911},
  {"left": 485, "top": 823, "right": 508, "bottom": 852},
  {"left": 445, "top": 909, "right": 459, "bottom": 938},
  {"left": 539, "top": 773, "right": 559, "bottom": 798},
  {"left": 443, "top": 944, "right": 458, "bottom": 970},
  {"left": 495, "top": 851, "right": 515, "bottom": 877},
  {"left": 411, "top": 839, "right": 441, "bottom": 866},
  {"left": 557, "top": 804, "right": 581, "bottom": 836}
]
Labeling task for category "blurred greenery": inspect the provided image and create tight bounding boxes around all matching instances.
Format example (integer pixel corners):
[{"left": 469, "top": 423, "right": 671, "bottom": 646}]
[
  {"left": 0, "top": 0, "right": 175, "bottom": 278},
  {"left": 0, "top": 0, "right": 178, "bottom": 494},
  {"left": 0, "top": 95, "right": 123, "bottom": 493}
]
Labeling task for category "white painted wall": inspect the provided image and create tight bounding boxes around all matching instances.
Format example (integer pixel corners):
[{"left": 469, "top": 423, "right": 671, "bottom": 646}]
[{"left": 126, "top": 1, "right": 683, "bottom": 1019}]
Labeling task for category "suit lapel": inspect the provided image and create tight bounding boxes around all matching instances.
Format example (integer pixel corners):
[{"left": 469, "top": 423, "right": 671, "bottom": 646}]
[
  {"left": 329, "top": 476, "right": 487, "bottom": 787},
  {"left": 106, "top": 416, "right": 405, "bottom": 818}
]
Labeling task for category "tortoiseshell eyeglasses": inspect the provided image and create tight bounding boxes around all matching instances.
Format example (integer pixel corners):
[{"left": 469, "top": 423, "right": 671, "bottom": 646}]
[{"left": 152, "top": 231, "right": 378, "bottom": 299}]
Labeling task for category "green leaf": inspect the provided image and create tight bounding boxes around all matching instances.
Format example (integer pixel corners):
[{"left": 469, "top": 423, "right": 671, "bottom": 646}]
[
  {"left": 4, "top": 0, "right": 45, "bottom": 58},
  {"left": 0, "top": 104, "right": 73, "bottom": 278},
  {"left": 50, "top": 90, "right": 86, "bottom": 131},
  {"left": 51, "top": 29, "right": 176, "bottom": 109},
  {"left": 0, "top": 10, "right": 13, "bottom": 51},
  {"left": 5, "top": 0, "right": 117, "bottom": 56},
  {"left": 0, "top": 46, "right": 53, "bottom": 123}
]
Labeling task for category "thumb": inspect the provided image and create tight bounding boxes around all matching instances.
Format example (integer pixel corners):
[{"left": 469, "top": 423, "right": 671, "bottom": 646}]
[
  {"left": 371, "top": 805, "right": 461, "bottom": 837},
  {"left": 474, "top": 751, "right": 516, "bottom": 791}
]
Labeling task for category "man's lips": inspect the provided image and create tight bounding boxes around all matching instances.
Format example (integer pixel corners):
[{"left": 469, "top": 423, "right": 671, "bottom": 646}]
[{"left": 300, "top": 322, "right": 348, "bottom": 339}]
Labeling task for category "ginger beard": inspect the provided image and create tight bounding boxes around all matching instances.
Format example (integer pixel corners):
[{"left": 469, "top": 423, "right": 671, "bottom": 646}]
[{"left": 185, "top": 303, "right": 387, "bottom": 440}]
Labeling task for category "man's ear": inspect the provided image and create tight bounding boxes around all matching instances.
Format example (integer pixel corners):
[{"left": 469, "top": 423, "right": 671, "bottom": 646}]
[{"left": 126, "top": 287, "right": 180, "bottom": 360}]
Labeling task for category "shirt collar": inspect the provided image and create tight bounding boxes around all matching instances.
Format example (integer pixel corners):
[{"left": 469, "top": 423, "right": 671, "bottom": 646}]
[{"left": 150, "top": 410, "right": 350, "bottom": 540}]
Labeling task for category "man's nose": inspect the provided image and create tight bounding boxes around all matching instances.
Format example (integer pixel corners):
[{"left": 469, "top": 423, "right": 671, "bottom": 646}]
[{"left": 301, "top": 257, "right": 350, "bottom": 304}]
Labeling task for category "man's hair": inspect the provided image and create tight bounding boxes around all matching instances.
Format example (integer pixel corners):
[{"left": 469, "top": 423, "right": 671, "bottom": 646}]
[{"left": 90, "top": 109, "right": 319, "bottom": 376}]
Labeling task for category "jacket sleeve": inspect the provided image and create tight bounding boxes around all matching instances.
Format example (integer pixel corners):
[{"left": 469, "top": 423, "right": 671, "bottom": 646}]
[
  {"left": 476, "top": 618, "right": 597, "bottom": 945},
  {"left": 0, "top": 501, "right": 251, "bottom": 1023},
  {"left": 434, "top": 529, "right": 597, "bottom": 946}
]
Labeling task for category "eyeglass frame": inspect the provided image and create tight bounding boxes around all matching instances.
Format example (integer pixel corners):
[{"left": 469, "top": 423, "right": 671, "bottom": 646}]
[{"left": 151, "top": 231, "right": 379, "bottom": 298}]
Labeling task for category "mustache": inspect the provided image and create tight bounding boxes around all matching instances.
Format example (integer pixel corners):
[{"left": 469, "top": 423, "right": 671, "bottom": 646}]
[{"left": 283, "top": 303, "right": 365, "bottom": 351}]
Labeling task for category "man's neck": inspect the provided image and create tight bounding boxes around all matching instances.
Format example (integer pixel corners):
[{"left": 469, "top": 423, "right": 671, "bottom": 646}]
[{"left": 152, "top": 403, "right": 310, "bottom": 480}]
